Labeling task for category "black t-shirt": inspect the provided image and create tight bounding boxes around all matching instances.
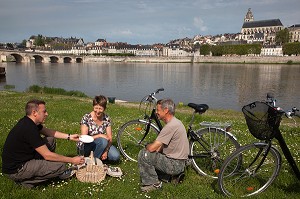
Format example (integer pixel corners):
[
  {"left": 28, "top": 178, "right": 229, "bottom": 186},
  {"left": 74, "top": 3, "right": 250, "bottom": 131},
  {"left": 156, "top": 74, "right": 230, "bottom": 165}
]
[{"left": 2, "top": 116, "right": 45, "bottom": 174}]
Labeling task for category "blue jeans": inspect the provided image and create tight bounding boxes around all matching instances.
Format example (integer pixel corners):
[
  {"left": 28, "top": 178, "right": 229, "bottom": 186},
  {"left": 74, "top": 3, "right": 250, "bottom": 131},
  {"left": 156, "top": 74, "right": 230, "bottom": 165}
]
[{"left": 84, "top": 137, "right": 120, "bottom": 162}]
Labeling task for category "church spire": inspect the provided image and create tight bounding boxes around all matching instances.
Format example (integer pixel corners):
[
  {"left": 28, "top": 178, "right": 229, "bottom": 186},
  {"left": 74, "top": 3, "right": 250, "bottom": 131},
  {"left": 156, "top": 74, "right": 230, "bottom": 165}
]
[{"left": 244, "top": 8, "right": 254, "bottom": 22}]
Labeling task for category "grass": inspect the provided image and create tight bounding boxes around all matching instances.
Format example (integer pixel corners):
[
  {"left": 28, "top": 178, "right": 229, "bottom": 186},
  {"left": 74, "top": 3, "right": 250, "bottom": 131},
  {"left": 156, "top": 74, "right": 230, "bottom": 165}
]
[
  {"left": 27, "top": 85, "right": 88, "bottom": 97},
  {"left": 0, "top": 90, "right": 299, "bottom": 199}
]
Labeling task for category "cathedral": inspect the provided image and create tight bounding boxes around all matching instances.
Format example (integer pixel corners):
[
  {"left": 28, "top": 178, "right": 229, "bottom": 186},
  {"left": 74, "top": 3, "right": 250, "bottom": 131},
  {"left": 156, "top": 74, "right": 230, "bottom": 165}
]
[{"left": 240, "top": 8, "right": 284, "bottom": 45}]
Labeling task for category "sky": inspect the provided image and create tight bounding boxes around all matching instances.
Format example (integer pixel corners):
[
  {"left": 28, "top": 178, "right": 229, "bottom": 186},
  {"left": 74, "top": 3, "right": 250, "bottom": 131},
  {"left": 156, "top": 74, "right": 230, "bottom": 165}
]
[{"left": 1, "top": 0, "right": 299, "bottom": 44}]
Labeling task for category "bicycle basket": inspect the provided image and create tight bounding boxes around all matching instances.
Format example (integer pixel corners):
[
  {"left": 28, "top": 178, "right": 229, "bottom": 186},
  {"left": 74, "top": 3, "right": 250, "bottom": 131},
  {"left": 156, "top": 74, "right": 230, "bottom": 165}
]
[{"left": 242, "top": 101, "right": 282, "bottom": 140}]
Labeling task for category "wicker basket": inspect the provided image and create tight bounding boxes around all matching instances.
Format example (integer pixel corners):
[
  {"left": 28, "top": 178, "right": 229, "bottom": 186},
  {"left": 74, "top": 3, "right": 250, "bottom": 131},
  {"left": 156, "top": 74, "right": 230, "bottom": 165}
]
[
  {"left": 76, "top": 151, "right": 107, "bottom": 183},
  {"left": 242, "top": 101, "right": 282, "bottom": 140}
]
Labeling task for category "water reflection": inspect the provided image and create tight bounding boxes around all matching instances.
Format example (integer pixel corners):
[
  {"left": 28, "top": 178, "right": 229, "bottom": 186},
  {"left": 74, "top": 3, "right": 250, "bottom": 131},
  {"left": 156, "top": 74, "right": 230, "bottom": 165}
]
[{"left": 0, "top": 62, "right": 299, "bottom": 111}]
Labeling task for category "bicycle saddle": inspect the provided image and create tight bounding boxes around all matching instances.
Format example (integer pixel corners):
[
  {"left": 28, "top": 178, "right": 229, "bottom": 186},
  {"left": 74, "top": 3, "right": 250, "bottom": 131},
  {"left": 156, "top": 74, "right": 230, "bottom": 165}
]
[{"left": 188, "top": 103, "right": 209, "bottom": 114}]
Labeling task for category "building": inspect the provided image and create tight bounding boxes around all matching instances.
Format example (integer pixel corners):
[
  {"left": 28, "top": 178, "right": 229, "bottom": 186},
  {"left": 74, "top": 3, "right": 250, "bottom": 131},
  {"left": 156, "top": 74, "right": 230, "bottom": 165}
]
[
  {"left": 260, "top": 46, "right": 283, "bottom": 56},
  {"left": 240, "top": 8, "right": 284, "bottom": 45},
  {"left": 288, "top": 24, "right": 300, "bottom": 42}
]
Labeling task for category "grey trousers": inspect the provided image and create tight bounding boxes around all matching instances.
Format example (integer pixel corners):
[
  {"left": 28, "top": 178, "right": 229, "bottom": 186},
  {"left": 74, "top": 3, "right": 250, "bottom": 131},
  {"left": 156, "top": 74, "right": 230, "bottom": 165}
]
[
  {"left": 6, "top": 137, "right": 67, "bottom": 188},
  {"left": 138, "top": 148, "right": 185, "bottom": 186}
]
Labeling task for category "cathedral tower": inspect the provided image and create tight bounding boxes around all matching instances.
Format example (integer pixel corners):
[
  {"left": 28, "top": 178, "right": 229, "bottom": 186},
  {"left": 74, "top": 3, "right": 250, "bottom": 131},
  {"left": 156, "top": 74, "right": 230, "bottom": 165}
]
[{"left": 244, "top": 8, "right": 254, "bottom": 22}]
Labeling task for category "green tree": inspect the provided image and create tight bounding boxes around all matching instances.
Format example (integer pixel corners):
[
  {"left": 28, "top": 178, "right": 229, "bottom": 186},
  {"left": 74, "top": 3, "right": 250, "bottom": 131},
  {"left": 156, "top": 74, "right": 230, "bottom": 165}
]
[
  {"left": 283, "top": 42, "right": 300, "bottom": 55},
  {"left": 200, "top": 44, "right": 211, "bottom": 55},
  {"left": 34, "top": 34, "right": 45, "bottom": 47},
  {"left": 275, "top": 28, "right": 290, "bottom": 45},
  {"left": 210, "top": 44, "right": 261, "bottom": 56}
]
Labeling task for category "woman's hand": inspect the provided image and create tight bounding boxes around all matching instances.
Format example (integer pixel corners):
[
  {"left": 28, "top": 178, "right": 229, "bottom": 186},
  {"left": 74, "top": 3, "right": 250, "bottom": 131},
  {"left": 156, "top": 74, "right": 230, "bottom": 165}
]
[{"left": 101, "top": 151, "right": 108, "bottom": 160}]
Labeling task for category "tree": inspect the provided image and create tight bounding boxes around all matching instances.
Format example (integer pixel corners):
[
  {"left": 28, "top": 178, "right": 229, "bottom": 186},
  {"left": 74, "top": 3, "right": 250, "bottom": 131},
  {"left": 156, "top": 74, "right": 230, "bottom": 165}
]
[
  {"left": 34, "top": 34, "right": 45, "bottom": 47},
  {"left": 200, "top": 44, "right": 211, "bottom": 55},
  {"left": 283, "top": 42, "right": 300, "bottom": 55},
  {"left": 275, "top": 28, "right": 289, "bottom": 45}
]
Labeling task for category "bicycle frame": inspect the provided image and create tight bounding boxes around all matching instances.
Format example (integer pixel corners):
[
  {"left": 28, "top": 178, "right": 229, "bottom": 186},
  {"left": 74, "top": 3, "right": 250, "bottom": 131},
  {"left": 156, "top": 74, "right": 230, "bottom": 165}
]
[
  {"left": 245, "top": 97, "right": 300, "bottom": 180},
  {"left": 274, "top": 128, "right": 300, "bottom": 179},
  {"left": 265, "top": 96, "right": 300, "bottom": 179},
  {"left": 187, "top": 112, "right": 212, "bottom": 159},
  {"left": 138, "top": 107, "right": 163, "bottom": 144}
]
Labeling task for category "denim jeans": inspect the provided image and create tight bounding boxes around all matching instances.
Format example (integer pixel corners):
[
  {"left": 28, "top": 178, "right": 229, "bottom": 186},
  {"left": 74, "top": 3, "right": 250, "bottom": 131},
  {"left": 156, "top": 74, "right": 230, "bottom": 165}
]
[{"left": 83, "top": 137, "right": 120, "bottom": 162}]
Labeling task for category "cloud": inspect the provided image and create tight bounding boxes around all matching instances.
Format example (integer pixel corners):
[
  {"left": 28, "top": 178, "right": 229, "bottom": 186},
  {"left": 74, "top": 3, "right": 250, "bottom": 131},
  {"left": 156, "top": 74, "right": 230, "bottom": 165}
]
[
  {"left": 119, "top": 30, "right": 133, "bottom": 36},
  {"left": 193, "top": 17, "right": 208, "bottom": 32}
]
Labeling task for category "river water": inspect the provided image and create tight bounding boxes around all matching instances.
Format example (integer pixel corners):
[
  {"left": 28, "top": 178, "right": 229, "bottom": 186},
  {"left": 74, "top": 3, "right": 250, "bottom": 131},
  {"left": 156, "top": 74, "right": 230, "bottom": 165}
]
[{"left": 0, "top": 62, "right": 299, "bottom": 111}]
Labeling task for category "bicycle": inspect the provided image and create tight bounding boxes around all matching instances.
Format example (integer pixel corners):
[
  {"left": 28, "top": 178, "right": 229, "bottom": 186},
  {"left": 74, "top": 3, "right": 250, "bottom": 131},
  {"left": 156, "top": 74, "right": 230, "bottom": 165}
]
[
  {"left": 217, "top": 94, "right": 300, "bottom": 197},
  {"left": 117, "top": 88, "right": 241, "bottom": 178}
]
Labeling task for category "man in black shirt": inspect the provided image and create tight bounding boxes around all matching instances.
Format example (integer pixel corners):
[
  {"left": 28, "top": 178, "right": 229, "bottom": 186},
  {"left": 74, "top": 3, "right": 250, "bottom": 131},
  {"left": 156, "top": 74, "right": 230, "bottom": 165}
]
[{"left": 2, "top": 99, "right": 85, "bottom": 188}]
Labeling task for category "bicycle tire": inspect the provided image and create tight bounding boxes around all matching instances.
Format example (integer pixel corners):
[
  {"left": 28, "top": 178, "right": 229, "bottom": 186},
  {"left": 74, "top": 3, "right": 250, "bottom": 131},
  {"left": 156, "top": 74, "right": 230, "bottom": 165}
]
[
  {"left": 218, "top": 142, "right": 281, "bottom": 197},
  {"left": 190, "top": 127, "right": 241, "bottom": 178},
  {"left": 117, "top": 120, "right": 160, "bottom": 162}
]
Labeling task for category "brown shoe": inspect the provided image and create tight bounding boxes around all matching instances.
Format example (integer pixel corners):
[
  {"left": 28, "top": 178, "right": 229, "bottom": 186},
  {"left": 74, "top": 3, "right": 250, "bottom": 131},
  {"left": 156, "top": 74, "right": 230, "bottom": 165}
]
[
  {"left": 141, "top": 181, "right": 162, "bottom": 192},
  {"left": 171, "top": 172, "right": 185, "bottom": 184}
]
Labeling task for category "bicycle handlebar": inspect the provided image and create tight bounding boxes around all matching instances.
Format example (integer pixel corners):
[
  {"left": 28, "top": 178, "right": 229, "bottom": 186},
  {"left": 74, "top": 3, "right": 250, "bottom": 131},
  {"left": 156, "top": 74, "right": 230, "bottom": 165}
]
[
  {"left": 285, "top": 107, "right": 300, "bottom": 118},
  {"left": 145, "top": 88, "right": 164, "bottom": 103},
  {"left": 265, "top": 93, "right": 299, "bottom": 120},
  {"left": 152, "top": 88, "right": 164, "bottom": 96}
]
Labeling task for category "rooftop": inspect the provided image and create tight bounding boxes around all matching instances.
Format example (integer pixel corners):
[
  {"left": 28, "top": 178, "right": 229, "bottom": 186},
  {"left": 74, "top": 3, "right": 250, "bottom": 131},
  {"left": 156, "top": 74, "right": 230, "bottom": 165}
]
[{"left": 242, "top": 19, "right": 283, "bottom": 28}]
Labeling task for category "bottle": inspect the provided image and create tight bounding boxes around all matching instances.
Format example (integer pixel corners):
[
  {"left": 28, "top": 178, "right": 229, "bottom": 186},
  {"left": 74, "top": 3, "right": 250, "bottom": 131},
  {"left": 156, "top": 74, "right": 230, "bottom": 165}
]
[{"left": 77, "top": 141, "right": 85, "bottom": 156}]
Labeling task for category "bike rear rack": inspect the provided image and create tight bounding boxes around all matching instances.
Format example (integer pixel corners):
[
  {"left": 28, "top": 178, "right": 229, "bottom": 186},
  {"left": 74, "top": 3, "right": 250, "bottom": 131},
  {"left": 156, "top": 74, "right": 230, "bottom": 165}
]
[{"left": 200, "top": 122, "right": 231, "bottom": 132}]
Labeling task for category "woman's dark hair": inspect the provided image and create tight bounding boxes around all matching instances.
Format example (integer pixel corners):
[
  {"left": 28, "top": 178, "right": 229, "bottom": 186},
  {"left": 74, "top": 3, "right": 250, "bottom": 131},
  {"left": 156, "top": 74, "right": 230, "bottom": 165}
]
[{"left": 93, "top": 95, "right": 107, "bottom": 109}]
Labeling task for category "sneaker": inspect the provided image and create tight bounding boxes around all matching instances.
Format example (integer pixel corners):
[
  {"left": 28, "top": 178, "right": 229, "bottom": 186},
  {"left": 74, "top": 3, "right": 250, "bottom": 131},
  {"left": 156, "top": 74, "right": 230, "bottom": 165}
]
[
  {"left": 59, "top": 169, "right": 76, "bottom": 180},
  {"left": 141, "top": 181, "right": 162, "bottom": 192}
]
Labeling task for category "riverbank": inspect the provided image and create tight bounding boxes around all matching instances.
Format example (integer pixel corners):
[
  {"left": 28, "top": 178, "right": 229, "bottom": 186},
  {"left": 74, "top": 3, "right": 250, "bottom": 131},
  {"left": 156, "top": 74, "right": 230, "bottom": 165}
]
[
  {"left": 83, "top": 55, "right": 300, "bottom": 64},
  {"left": 0, "top": 91, "right": 299, "bottom": 199}
]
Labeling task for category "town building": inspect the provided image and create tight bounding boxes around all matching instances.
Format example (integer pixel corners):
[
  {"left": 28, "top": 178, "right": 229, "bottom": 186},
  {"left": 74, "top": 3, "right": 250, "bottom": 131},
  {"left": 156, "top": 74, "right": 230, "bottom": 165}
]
[
  {"left": 240, "top": 8, "right": 284, "bottom": 45},
  {"left": 260, "top": 46, "right": 283, "bottom": 56},
  {"left": 288, "top": 24, "right": 300, "bottom": 42}
]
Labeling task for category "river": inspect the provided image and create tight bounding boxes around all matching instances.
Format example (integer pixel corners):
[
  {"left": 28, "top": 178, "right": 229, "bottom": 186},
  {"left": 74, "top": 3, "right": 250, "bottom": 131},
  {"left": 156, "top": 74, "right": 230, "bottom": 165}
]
[{"left": 0, "top": 62, "right": 299, "bottom": 111}]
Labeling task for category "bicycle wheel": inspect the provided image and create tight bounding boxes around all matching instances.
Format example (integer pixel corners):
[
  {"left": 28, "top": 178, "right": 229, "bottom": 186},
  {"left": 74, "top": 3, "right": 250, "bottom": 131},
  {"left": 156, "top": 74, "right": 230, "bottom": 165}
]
[
  {"left": 218, "top": 143, "right": 281, "bottom": 197},
  {"left": 117, "top": 120, "right": 160, "bottom": 162},
  {"left": 190, "top": 127, "right": 241, "bottom": 178}
]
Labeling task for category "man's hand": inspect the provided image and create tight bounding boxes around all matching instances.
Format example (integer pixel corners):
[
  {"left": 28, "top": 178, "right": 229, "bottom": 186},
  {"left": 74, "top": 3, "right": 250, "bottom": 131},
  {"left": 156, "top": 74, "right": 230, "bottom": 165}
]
[
  {"left": 70, "top": 134, "right": 80, "bottom": 141},
  {"left": 72, "top": 156, "right": 85, "bottom": 165},
  {"left": 146, "top": 140, "right": 163, "bottom": 152}
]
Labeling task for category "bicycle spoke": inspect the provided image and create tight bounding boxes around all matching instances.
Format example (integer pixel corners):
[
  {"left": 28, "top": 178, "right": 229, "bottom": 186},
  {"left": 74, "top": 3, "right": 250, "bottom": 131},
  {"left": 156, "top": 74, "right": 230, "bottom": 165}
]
[
  {"left": 190, "top": 127, "right": 240, "bottom": 178},
  {"left": 117, "top": 120, "right": 159, "bottom": 162},
  {"left": 218, "top": 143, "right": 281, "bottom": 197}
]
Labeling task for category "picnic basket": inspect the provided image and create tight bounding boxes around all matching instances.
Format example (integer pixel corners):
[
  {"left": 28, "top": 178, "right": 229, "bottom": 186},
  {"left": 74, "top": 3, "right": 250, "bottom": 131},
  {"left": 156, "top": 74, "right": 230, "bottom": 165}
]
[{"left": 76, "top": 151, "right": 107, "bottom": 183}]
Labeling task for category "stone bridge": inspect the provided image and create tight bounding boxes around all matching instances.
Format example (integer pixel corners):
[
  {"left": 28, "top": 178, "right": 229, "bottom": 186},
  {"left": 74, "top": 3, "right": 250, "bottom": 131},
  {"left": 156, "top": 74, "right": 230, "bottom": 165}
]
[{"left": 0, "top": 49, "right": 83, "bottom": 63}]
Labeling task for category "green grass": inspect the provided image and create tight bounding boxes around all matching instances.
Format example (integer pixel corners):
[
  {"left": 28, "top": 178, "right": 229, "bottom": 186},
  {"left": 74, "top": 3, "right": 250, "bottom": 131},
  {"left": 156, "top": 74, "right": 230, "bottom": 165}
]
[
  {"left": 0, "top": 91, "right": 299, "bottom": 199},
  {"left": 27, "top": 85, "right": 88, "bottom": 97}
]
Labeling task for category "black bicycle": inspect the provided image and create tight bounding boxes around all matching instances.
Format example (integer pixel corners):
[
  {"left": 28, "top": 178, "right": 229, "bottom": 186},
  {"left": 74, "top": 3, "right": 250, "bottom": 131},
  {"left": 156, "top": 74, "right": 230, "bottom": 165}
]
[
  {"left": 117, "top": 88, "right": 241, "bottom": 178},
  {"left": 218, "top": 94, "right": 300, "bottom": 197}
]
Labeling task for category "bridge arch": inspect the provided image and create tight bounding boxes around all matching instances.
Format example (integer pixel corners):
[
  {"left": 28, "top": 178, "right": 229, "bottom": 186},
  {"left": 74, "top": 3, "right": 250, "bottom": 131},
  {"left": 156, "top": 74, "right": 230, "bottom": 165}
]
[
  {"left": 76, "top": 57, "right": 83, "bottom": 63},
  {"left": 10, "top": 53, "right": 24, "bottom": 63},
  {"left": 33, "top": 55, "right": 44, "bottom": 63},
  {"left": 50, "top": 56, "right": 59, "bottom": 63},
  {"left": 63, "top": 57, "right": 72, "bottom": 63}
]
